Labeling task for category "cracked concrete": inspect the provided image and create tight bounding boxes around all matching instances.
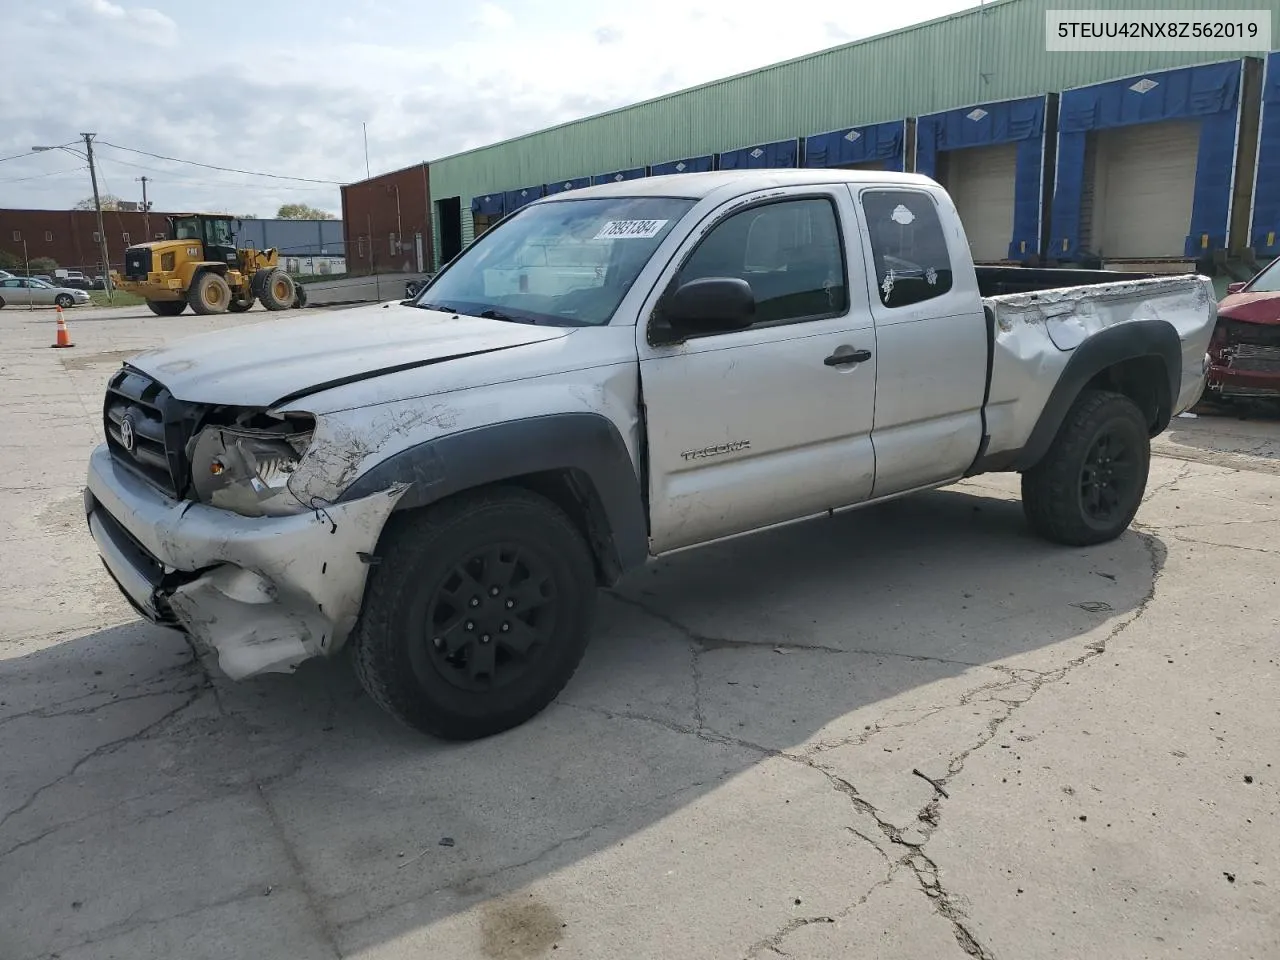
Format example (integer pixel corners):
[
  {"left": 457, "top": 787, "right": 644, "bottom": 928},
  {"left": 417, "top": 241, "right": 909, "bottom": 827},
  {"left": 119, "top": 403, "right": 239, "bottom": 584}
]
[{"left": 2, "top": 306, "right": 1280, "bottom": 959}]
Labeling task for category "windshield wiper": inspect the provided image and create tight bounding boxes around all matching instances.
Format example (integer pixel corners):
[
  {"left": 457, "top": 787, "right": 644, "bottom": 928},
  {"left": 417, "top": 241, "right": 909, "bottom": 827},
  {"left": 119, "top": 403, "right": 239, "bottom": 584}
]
[
  {"left": 416, "top": 301, "right": 457, "bottom": 313},
  {"left": 479, "top": 308, "right": 538, "bottom": 325}
]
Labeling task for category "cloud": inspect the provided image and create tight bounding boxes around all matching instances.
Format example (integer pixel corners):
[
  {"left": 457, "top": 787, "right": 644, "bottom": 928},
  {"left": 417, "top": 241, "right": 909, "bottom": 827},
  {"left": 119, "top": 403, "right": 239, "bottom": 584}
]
[
  {"left": 0, "top": 0, "right": 978, "bottom": 214},
  {"left": 474, "top": 2, "right": 514, "bottom": 30},
  {"left": 73, "top": 0, "right": 177, "bottom": 44}
]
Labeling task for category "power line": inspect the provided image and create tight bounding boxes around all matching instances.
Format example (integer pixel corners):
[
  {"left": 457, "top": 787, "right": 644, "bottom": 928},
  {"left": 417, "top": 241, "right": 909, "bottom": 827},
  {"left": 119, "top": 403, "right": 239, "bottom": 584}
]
[
  {"left": 0, "top": 165, "right": 88, "bottom": 184},
  {"left": 93, "top": 155, "right": 335, "bottom": 193},
  {"left": 0, "top": 141, "right": 78, "bottom": 164},
  {"left": 95, "top": 140, "right": 342, "bottom": 184}
]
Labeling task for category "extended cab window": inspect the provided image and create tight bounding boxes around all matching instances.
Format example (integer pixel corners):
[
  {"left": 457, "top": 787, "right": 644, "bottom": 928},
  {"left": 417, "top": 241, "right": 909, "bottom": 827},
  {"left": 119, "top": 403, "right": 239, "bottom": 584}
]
[
  {"left": 861, "top": 190, "right": 954, "bottom": 308},
  {"left": 676, "top": 197, "right": 847, "bottom": 326}
]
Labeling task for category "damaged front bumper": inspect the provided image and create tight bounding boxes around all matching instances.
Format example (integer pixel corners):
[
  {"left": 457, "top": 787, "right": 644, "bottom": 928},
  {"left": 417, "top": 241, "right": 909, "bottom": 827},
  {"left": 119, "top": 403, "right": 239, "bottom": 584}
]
[{"left": 85, "top": 444, "right": 406, "bottom": 679}]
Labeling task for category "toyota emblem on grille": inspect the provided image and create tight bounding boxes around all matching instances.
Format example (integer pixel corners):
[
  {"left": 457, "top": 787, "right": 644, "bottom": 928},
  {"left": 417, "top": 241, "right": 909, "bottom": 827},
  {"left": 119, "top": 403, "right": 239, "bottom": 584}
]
[{"left": 120, "top": 415, "right": 136, "bottom": 452}]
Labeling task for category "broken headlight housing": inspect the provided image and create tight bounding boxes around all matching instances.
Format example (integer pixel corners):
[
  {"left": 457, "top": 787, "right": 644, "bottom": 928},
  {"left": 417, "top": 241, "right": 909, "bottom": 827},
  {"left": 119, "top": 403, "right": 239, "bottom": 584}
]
[{"left": 189, "top": 416, "right": 314, "bottom": 517}]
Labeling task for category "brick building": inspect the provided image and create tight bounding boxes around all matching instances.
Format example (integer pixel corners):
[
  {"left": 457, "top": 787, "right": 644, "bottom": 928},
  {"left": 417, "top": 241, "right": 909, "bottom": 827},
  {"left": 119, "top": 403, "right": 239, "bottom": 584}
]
[
  {"left": 339, "top": 162, "right": 432, "bottom": 276},
  {"left": 0, "top": 208, "right": 180, "bottom": 275}
]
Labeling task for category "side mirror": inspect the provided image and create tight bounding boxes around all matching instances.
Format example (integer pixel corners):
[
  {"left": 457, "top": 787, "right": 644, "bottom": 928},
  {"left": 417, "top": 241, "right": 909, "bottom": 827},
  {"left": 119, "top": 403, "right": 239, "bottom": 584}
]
[
  {"left": 1226, "top": 281, "right": 1246, "bottom": 295},
  {"left": 657, "top": 277, "right": 755, "bottom": 341}
]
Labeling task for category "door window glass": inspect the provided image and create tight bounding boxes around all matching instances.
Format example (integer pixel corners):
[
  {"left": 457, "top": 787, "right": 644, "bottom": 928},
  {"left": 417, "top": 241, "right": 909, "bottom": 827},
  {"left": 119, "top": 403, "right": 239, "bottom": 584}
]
[
  {"left": 676, "top": 197, "right": 847, "bottom": 326},
  {"left": 861, "top": 190, "right": 954, "bottom": 308}
]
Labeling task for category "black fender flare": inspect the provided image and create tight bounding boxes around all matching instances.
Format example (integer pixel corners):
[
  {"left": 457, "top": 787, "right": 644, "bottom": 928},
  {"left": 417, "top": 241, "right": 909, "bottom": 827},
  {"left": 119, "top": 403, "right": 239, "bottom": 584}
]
[
  {"left": 337, "top": 412, "right": 649, "bottom": 581},
  {"left": 1013, "top": 319, "right": 1182, "bottom": 471}
]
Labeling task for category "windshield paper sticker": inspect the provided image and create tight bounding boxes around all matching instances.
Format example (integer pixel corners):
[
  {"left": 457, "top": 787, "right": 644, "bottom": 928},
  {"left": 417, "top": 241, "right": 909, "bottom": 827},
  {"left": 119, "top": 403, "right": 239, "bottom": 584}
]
[{"left": 594, "top": 219, "right": 669, "bottom": 240}]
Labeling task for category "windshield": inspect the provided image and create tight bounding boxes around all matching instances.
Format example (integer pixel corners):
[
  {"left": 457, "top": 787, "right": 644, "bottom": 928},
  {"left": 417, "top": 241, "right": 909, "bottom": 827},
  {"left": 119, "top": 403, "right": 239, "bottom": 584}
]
[
  {"left": 417, "top": 196, "right": 695, "bottom": 326},
  {"left": 1246, "top": 257, "right": 1280, "bottom": 293},
  {"left": 173, "top": 217, "right": 200, "bottom": 241}
]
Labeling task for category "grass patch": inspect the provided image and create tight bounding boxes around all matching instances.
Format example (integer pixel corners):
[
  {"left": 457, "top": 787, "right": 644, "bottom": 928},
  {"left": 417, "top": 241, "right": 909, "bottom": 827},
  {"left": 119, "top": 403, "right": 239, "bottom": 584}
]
[{"left": 90, "top": 290, "right": 146, "bottom": 307}]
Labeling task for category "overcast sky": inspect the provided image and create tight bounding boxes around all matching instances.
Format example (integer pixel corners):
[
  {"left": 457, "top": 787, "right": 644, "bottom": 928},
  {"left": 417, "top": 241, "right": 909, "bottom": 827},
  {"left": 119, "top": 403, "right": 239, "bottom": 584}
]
[{"left": 0, "top": 0, "right": 977, "bottom": 217}]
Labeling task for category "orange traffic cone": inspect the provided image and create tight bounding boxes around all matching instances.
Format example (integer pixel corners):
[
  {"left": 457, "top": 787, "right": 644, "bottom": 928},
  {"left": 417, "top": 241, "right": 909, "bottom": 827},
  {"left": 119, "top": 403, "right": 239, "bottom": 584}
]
[{"left": 51, "top": 305, "right": 74, "bottom": 349}]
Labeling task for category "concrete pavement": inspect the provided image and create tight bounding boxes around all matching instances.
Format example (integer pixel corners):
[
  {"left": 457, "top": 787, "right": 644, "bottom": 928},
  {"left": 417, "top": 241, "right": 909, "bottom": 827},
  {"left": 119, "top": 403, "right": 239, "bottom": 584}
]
[{"left": 1, "top": 303, "right": 1277, "bottom": 959}]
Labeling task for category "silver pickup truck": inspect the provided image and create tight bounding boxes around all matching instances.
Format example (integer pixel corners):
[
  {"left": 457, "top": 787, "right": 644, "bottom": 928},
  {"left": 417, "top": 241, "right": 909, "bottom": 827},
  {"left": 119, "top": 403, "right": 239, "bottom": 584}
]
[{"left": 85, "top": 170, "right": 1216, "bottom": 739}]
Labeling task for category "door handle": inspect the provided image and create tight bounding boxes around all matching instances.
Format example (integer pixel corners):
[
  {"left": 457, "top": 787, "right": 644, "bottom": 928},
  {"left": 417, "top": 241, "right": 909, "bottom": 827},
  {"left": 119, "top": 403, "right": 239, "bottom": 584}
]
[{"left": 824, "top": 347, "right": 872, "bottom": 367}]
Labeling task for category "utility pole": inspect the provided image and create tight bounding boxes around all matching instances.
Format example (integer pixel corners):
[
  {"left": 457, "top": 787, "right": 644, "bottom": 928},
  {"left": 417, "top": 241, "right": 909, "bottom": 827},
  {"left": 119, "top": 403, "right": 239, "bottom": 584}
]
[
  {"left": 362, "top": 123, "right": 371, "bottom": 179},
  {"left": 22, "top": 238, "right": 31, "bottom": 311},
  {"left": 137, "top": 176, "right": 151, "bottom": 239},
  {"left": 81, "top": 133, "right": 113, "bottom": 303}
]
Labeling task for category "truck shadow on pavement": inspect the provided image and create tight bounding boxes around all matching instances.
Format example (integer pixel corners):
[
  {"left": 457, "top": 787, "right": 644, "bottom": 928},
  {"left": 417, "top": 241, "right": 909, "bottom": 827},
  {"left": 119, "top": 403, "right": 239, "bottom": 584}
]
[{"left": 0, "top": 485, "right": 1163, "bottom": 959}]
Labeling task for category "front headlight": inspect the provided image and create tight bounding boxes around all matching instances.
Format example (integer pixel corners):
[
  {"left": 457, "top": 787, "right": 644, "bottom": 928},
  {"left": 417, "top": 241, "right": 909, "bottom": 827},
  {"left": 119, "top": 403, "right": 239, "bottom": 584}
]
[{"left": 189, "top": 424, "right": 314, "bottom": 517}]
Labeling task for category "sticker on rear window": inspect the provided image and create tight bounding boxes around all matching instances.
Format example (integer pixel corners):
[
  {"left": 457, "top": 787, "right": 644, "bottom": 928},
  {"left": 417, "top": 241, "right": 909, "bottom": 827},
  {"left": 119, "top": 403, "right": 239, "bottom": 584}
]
[{"left": 594, "top": 219, "right": 669, "bottom": 240}]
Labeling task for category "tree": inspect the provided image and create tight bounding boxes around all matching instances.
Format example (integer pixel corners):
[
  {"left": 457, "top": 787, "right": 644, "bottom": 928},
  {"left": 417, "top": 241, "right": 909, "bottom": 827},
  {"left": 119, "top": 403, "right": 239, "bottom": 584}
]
[
  {"left": 0, "top": 249, "right": 20, "bottom": 270},
  {"left": 27, "top": 257, "right": 58, "bottom": 274},
  {"left": 74, "top": 195, "right": 123, "bottom": 211},
  {"left": 277, "top": 203, "right": 335, "bottom": 220}
]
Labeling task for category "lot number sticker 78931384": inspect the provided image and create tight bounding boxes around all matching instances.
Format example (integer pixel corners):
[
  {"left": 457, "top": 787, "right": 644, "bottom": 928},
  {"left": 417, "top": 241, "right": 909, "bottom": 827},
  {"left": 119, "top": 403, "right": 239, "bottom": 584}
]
[{"left": 593, "top": 220, "right": 670, "bottom": 240}]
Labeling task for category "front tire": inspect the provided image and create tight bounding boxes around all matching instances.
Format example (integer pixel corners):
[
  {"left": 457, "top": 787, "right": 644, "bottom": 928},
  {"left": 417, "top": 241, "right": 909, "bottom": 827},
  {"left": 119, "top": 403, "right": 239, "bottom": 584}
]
[
  {"left": 1021, "top": 389, "right": 1150, "bottom": 546},
  {"left": 146, "top": 300, "right": 187, "bottom": 316},
  {"left": 352, "top": 488, "right": 597, "bottom": 740},
  {"left": 257, "top": 269, "right": 295, "bottom": 311},
  {"left": 188, "top": 272, "right": 231, "bottom": 315}
]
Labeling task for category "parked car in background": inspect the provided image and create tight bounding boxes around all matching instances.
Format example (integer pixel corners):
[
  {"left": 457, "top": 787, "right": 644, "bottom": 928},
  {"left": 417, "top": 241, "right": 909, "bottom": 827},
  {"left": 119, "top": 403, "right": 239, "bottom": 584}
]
[
  {"left": 0, "top": 269, "right": 13, "bottom": 282},
  {"left": 0, "top": 276, "right": 91, "bottom": 308},
  {"left": 92, "top": 276, "right": 107, "bottom": 290},
  {"left": 55, "top": 270, "right": 94, "bottom": 290},
  {"left": 1209, "top": 259, "right": 1280, "bottom": 402},
  {"left": 32, "top": 274, "right": 53, "bottom": 285}
]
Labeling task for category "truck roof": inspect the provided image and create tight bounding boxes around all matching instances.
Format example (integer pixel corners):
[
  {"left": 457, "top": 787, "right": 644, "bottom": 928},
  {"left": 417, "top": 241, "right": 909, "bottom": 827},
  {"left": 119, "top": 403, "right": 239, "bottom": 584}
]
[{"left": 539, "top": 168, "right": 938, "bottom": 202}]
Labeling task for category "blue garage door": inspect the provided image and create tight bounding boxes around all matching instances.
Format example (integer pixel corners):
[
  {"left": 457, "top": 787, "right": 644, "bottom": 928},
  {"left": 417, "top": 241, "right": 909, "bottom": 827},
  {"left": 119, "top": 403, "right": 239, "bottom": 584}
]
[
  {"left": 1052, "top": 59, "right": 1242, "bottom": 261},
  {"left": 916, "top": 96, "right": 1048, "bottom": 262},
  {"left": 1251, "top": 53, "right": 1280, "bottom": 255},
  {"left": 718, "top": 139, "right": 798, "bottom": 170},
  {"left": 804, "top": 121, "right": 906, "bottom": 171},
  {"left": 650, "top": 156, "right": 714, "bottom": 177},
  {"left": 593, "top": 167, "right": 647, "bottom": 185}
]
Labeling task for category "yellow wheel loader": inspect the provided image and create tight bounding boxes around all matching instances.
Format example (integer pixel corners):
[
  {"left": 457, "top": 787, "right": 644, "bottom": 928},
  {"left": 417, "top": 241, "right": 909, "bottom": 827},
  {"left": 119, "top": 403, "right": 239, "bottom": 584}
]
[{"left": 110, "top": 214, "right": 309, "bottom": 317}]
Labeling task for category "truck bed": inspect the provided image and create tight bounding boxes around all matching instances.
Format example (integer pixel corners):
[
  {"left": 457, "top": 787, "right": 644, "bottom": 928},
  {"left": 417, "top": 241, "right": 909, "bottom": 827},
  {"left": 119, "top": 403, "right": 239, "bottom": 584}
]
[
  {"left": 975, "top": 265, "right": 1157, "bottom": 298},
  {"left": 979, "top": 273, "right": 1217, "bottom": 470}
]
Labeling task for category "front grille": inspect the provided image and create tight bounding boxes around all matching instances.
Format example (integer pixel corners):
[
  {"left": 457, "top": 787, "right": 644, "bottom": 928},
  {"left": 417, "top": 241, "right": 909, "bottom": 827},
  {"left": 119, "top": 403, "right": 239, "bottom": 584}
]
[
  {"left": 1227, "top": 343, "right": 1280, "bottom": 374},
  {"left": 104, "top": 367, "right": 203, "bottom": 497},
  {"left": 123, "top": 246, "right": 153, "bottom": 280}
]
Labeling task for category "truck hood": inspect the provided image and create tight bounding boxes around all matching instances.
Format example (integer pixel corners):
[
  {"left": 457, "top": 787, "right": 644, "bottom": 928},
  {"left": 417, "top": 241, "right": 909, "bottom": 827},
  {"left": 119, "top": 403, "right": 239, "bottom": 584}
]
[
  {"left": 1217, "top": 290, "right": 1280, "bottom": 325},
  {"left": 126, "top": 301, "right": 574, "bottom": 407}
]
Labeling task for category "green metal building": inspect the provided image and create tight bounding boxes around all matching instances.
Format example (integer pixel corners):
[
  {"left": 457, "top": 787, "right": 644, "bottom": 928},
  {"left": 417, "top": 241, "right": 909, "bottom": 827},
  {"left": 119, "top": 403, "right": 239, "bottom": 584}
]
[{"left": 425, "top": 0, "right": 1280, "bottom": 270}]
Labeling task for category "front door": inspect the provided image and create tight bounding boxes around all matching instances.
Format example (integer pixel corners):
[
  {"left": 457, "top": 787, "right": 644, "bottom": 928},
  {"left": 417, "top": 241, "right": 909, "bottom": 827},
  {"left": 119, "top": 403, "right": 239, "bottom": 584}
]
[{"left": 638, "top": 187, "right": 879, "bottom": 553}]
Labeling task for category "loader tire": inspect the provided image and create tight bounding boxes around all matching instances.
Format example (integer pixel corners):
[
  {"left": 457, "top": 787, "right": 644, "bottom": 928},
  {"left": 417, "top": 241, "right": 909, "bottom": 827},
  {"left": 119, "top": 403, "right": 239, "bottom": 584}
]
[
  {"left": 292, "top": 283, "right": 308, "bottom": 309},
  {"left": 188, "top": 272, "right": 231, "bottom": 315},
  {"left": 228, "top": 294, "right": 254, "bottom": 313},
  {"left": 146, "top": 300, "right": 187, "bottom": 317},
  {"left": 1021, "top": 389, "right": 1150, "bottom": 547},
  {"left": 257, "top": 269, "right": 295, "bottom": 311}
]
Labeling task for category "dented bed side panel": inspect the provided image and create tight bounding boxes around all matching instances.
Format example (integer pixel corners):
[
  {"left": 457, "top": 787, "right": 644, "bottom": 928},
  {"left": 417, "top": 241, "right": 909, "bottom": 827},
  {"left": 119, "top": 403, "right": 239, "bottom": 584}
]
[{"left": 982, "top": 275, "right": 1216, "bottom": 460}]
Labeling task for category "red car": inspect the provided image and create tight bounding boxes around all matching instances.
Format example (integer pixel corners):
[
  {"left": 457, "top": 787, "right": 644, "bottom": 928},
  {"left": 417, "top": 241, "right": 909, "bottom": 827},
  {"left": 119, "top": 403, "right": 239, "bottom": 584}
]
[{"left": 1208, "top": 259, "right": 1280, "bottom": 402}]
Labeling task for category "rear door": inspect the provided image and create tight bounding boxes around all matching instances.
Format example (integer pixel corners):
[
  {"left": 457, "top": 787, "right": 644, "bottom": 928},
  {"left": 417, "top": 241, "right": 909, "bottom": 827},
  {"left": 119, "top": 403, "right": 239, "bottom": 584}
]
[
  {"left": 638, "top": 185, "right": 879, "bottom": 553},
  {"left": 850, "top": 185, "right": 989, "bottom": 496}
]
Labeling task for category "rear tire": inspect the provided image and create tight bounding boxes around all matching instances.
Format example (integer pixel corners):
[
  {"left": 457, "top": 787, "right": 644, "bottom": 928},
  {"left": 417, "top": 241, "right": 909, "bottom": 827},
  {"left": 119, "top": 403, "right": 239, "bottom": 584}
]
[
  {"left": 188, "top": 272, "right": 231, "bottom": 315},
  {"left": 352, "top": 488, "right": 597, "bottom": 740},
  {"left": 1021, "top": 389, "right": 1150, "bottom": 546},
  {"left": 257, "top": 269, "right": 295, "bottom": 311},
  {"left": 146, "top": 300, "right": 187, "bottom": 317}
]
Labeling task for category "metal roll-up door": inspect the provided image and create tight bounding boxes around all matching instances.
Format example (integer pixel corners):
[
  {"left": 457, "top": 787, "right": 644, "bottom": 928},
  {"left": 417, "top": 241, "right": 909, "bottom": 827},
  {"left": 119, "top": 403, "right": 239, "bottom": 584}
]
[
  {"left": 1092, "top": 120, "right": 1201, "bottom": 259},
  {"left": 837, "top": 160, "right": 886, "bottom": 172},
  {"left": 940, "top": 142, "right": 1019, "bottom": 262}
]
